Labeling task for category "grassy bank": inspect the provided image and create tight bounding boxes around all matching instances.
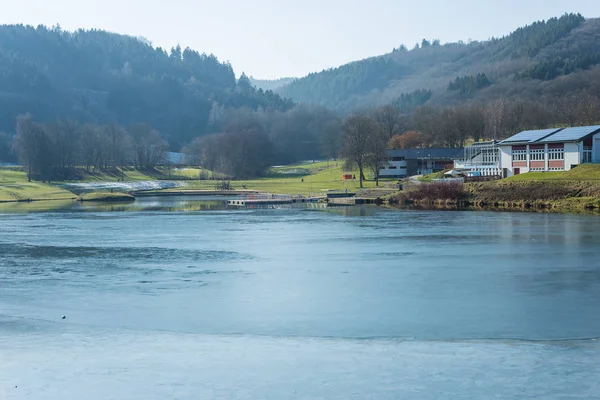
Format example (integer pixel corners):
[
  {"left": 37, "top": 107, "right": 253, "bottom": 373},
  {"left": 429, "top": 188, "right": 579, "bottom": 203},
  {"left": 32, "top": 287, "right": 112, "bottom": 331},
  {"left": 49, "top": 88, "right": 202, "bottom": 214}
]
[
  {"left": 0, "top": 169, "right": 76, "bottom": 202},
  {"left": 504, "top": 164, "right": 600, "bottom": 181},
  {"left": 389, "top": 178, "right": 600, "bottom": 214}
]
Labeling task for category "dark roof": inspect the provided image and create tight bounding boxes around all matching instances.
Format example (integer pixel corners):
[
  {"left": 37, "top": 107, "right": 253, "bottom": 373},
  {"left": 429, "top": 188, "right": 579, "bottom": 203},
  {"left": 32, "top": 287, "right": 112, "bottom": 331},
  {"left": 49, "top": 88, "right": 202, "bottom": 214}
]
[
  {"left": 500, "top": 125, "right": 600, "bottom": 145},
  {"left": 387, "top": 148, "right": 463, "bottom": 159}
]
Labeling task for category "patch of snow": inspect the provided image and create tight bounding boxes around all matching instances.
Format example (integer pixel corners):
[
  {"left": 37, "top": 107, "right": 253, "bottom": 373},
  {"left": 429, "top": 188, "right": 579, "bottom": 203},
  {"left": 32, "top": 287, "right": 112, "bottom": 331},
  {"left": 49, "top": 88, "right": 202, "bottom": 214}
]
[{"left": 60, "top": 180, "right": 188, "bottom": 192}]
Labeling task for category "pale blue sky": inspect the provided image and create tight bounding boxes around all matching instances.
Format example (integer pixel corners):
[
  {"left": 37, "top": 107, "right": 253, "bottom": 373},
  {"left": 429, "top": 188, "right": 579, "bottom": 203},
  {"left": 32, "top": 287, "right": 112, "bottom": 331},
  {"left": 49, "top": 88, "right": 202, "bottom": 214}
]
[{"left": 0, "top": 0, "right": 597, "bottom": 79}]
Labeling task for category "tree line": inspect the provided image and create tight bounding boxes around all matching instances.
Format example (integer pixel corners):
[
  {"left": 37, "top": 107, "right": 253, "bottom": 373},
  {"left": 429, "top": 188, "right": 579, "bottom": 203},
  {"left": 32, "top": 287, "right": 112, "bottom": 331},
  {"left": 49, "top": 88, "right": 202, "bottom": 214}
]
[
  {"left": 6, "top": 88, "right": 600, "bottom": 183},
  {"left": 183, "top": 106, "right": 341, "bottom": 179},
  {"left": 13, "top": 115, "right": 168, "bottom": 182}
]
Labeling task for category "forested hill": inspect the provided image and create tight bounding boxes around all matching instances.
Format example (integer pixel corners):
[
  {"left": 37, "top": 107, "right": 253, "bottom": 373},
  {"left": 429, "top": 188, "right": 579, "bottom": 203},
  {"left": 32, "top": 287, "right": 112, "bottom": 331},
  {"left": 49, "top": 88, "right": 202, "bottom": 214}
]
[
  {"left": 0, "top": 25, "right": 293, "bottom": 148},
  {"left": 277, "top": 13, "right": 600, "bottom": 112}
]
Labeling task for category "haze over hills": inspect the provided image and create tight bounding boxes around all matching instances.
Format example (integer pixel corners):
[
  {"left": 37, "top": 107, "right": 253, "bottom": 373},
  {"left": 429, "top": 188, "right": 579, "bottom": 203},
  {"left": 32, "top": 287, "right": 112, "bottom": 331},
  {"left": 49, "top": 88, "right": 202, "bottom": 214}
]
[
  {"left": 0, "top": 25, "right": 293, "bottom": 148},
  {"left": 275, "top": 13, "right": 600, "bottom": 112},
  {"left": 249, "top": 77, "right": 295, "bottom": 92}
]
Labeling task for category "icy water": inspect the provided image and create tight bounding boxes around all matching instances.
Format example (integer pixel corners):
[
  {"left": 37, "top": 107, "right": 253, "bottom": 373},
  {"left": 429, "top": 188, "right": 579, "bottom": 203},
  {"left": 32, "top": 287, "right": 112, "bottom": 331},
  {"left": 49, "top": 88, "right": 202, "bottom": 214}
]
[{"left": 1, "top": 198, "right": 600, "bottom": 399}]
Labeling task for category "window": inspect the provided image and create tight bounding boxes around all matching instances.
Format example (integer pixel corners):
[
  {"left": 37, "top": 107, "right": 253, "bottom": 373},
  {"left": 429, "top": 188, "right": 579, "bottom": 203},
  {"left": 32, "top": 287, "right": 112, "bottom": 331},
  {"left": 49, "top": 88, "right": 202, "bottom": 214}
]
[
  {"left": 530, "top": 167, "right": 545, "bottom": 171},
  {"left": 388, "top": 166, "right": 397, "bottom": 169},
  {"left": 529, "top": 149, "right": 545, "bottom": 161},
  {"left": 548, "top": 148, "right": 564, "bottom": 160},
  {"left": 549, "top": 167, "right": 564, "bottom": 171},
  {"left": 583, "top": 145, "right": 592, "bottom": 163},
  {"left": 512, "top": 150, "right": 526, "bottom": 161}
]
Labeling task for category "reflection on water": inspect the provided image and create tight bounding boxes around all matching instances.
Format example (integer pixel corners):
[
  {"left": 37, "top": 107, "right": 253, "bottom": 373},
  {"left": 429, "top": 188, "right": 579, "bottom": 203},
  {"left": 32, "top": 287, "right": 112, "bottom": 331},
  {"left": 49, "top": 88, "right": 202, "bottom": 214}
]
[{"left": 0, "top": 196, "right": 335, "bottom": 213}]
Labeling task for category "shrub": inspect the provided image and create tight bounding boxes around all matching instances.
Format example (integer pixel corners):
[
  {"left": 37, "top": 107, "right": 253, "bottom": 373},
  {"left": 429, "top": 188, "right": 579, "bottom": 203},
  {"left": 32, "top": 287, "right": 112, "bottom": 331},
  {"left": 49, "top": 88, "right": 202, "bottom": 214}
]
[{"left": 410, "top": 182, "right": 466, "bottom": 201}]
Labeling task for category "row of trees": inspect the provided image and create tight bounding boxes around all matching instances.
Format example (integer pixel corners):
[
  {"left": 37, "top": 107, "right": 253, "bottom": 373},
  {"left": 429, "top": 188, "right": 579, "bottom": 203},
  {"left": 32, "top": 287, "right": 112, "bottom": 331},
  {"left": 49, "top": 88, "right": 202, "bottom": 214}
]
[
  {"left": 13, "top": 115, "right": 167, "bottom": 181},
  {"left": 183, "top": 106, "right": 342, "bottom": 178},
  {"left": 365, "top": 92, "right": 600, "bottom": 150},
  {"left": 6, "top": 88, "right": 600, "bottom": 183}
]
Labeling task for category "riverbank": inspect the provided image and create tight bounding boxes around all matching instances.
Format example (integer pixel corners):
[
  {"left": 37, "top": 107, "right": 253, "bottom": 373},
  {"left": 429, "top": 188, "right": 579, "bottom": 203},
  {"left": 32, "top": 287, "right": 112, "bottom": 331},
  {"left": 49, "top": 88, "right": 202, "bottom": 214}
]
[
  {"left": 1, "top": 162, "right": 382, "bottom": 205},
  {"left": 387, "top": 179, "right": 600, "bottom": 214}
]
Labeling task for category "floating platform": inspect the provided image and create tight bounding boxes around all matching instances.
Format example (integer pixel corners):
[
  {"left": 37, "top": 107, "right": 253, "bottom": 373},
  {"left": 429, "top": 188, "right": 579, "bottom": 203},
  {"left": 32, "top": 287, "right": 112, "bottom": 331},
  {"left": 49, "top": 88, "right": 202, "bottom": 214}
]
[
  {"left": 227, "top": 194, "right": 293, "bottom": 207},
  {"left": 227, "top": 194, "right": 323, "bottom": 207}
]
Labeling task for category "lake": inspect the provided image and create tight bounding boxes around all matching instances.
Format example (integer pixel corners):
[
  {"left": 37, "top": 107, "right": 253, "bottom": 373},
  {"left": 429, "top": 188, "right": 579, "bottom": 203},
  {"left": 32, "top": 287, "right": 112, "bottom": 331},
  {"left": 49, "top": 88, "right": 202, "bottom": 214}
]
[{"left": 1, "top": 197, "right": 600, "bottom": 399}]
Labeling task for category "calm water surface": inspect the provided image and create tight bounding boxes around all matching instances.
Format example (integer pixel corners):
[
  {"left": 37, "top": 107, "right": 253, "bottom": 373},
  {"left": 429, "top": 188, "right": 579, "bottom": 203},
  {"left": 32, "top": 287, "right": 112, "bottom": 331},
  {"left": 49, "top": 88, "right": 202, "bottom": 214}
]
[{"left": 1, "top": 197, "right": 600, "bottom": 399}]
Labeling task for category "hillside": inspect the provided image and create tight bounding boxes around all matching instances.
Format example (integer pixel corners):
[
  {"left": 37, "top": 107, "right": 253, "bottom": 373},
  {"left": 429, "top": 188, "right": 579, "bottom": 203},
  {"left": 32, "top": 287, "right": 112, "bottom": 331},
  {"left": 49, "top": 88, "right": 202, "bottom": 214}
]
[
  {"left": 277, "top": 14, "right": 600, "bottom": 112},
  {"left": 0, "top": 25, "right": 293, "bottom": 148}
]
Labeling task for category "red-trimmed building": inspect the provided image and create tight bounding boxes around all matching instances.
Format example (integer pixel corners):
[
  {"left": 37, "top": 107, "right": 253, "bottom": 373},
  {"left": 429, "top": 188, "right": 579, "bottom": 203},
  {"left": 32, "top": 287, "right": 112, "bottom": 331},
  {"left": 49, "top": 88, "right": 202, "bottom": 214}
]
[{"left": 498, "top": 125, "right": 600, "bottom": 177}]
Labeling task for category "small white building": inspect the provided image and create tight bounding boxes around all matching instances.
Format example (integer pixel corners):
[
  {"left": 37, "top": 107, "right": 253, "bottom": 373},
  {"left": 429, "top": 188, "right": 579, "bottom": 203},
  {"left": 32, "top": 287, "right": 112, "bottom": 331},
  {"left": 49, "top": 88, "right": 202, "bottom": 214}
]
[{"left": 498, "top": 125, "right": 600, "bottom": 177}]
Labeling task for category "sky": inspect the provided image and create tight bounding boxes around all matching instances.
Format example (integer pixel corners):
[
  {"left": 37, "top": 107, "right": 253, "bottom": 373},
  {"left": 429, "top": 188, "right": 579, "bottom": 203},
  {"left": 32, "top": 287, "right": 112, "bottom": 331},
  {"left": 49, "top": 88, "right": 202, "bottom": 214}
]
[{"left": 0, "top": 0, "right": 598, "bottom": 79}]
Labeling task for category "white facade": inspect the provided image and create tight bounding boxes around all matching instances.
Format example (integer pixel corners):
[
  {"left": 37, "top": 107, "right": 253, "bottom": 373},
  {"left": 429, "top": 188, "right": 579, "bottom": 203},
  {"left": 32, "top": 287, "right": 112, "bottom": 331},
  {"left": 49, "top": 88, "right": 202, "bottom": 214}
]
[
  {"left": 499, "top": 131, "right": 600, "bottom": 177},
  {"left": 379, "top": 159, "right": 407, "bottom": 178}
]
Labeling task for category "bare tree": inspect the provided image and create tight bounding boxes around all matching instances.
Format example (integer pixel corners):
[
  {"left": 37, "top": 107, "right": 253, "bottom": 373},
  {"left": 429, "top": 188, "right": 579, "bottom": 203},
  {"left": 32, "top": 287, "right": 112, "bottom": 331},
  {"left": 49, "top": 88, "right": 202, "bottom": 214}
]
[
  {"left": 365, "top": 128, "right": 388, "bottom": 186},
  {"left": 341, "top": 114, "right": 377, "bottom": 188},
  {"left": 130, "top": 123, "right": 167, "bottom": 170},
  {"left": 13, "top": 114, "right": 53, "bottom": 182},
  {"left": 485, "top": 99, "right": 508, "bottom": 140},
  {"left": 374, "top": 104, "right": 403, "bottom": 140}
]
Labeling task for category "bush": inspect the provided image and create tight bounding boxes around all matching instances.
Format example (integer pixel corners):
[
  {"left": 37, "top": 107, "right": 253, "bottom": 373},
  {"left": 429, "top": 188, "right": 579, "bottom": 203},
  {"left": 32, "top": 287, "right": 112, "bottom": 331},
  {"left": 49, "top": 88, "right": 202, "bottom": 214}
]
[
  {"left": 215, "top": 180, "right": 232, "bottom": 190},
  {"left": 410, "top": 182, "right": 466, "bottom": 201}
]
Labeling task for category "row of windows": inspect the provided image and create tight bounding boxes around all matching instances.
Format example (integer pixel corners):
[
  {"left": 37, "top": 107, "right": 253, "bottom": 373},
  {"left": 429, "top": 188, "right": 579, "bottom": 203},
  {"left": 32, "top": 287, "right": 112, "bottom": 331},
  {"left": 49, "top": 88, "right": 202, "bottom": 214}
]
[
  {"left": 530, "top": 149, "right": 544, "bottom": 161},
  {"left": 512, "top": 149, "right": 565, "bottom": 161},
  {"left": 549, "top": 148, "right": 564, "bottom": 160},
  {"left": 512, "top": 150, "right": 526, "bottom": 161}
]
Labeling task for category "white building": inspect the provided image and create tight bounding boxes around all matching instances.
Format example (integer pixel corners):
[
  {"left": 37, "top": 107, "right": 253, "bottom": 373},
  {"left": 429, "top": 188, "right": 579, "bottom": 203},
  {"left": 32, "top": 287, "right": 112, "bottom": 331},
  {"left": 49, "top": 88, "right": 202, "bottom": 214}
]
[
  {"left": 498, "top": 125, "right": 600, "bottom": 177},
  {"left": 379, "top": 148, "right": 462, "bottom": 178}
]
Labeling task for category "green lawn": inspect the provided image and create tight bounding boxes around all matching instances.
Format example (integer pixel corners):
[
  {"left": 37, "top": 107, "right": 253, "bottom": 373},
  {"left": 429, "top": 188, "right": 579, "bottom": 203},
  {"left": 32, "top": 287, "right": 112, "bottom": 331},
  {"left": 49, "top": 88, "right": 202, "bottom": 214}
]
[
  {"left": 504, "top": 165, "right": 600, "bottom": 181},
  {"left": 170, "top": 161, "right": 386, "bottom": 195},
  {"left": 0, "top": 169, "right": 76, "bottom": 202}
]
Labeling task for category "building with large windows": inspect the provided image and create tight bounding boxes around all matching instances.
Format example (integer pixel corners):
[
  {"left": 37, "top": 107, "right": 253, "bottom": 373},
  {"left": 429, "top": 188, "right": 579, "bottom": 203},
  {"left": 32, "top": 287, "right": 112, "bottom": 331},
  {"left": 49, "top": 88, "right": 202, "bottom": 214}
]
[
  {"left": 498, "top": 125, "right": 600, "bottom": 177},
  {"left": 379, "top": 148, "right": 462, "bottom": 178},
  {"left": 453, "top": 141, "right": 501, "bottom": 176}
]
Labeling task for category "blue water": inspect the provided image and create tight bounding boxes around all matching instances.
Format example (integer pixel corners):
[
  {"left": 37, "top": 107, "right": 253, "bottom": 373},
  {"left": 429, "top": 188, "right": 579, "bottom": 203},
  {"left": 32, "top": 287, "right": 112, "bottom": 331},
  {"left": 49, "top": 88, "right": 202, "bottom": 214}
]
[{"left": 1, "top": 200, "right": 600, "bottom": 399}]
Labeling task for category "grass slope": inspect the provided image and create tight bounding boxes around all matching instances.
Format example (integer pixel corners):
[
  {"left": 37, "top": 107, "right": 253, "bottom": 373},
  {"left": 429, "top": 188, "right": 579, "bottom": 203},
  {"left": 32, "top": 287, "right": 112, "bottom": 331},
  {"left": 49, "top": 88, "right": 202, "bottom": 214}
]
[
  {"left": 169, "top": 161, "right": 385, "bottom": 195},
  {"left": 0, "top": 169, "right": 76, "bottom": 202}
]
